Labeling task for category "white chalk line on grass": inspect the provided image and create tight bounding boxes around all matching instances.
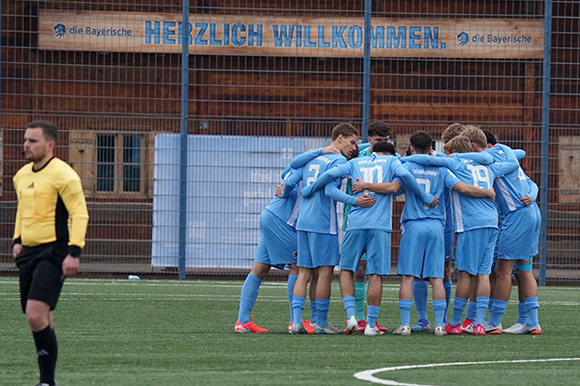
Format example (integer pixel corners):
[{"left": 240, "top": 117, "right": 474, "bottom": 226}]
[{"left": 354, "top": 358, "right": 580, "bottom": 386}]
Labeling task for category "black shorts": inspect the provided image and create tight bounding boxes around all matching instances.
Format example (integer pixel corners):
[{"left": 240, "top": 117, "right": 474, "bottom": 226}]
[{"left": 15, "top": 242, "right": 68, "bottom": 313}]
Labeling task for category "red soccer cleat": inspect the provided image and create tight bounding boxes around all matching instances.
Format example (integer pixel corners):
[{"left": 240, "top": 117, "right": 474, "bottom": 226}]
[
  {"left": 235, "top": 320, "right": 268, "bottom": 333},
  {"left": 445, "top": 323, "right": 462, "bottom": 335}
]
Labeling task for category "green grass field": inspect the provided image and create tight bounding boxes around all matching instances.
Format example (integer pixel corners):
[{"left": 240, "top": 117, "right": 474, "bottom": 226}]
[{"left": 1, "top": 277, "right": 579, "bottom": 386}]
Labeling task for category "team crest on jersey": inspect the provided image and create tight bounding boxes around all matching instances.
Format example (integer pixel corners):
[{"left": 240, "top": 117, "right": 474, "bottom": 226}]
[{"left": 54, "top": 24, "right": 66, "bottom": 38}]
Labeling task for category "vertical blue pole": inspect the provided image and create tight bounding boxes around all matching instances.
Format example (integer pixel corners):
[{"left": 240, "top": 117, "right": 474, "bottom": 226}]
[
  {"left": 539, "top": 1, "right": 552, "bottom": 286},
  {"left": 178, "top": 1, "right": 190, "bottom": 280},
  {"left": 361, "top": 0, "right": 371, "bottom": 142}
]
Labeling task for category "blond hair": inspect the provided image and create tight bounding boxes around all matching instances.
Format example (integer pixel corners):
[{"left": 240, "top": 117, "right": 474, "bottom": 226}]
[
  {"left": 444, "top": 135, "right": 472, "bottom": 154},
  {"left": 462, "top": 126, "right": 488, "bottom": 149}
]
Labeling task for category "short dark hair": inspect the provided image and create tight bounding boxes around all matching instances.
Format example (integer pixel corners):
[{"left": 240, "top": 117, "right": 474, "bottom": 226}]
[
  {"left": 372, "top": 141, "right": 395, "bottom": 155},
  {"left": 26, "top": 120, "right": 59, "bottom": 143},
  {"left": 483, "top": 130, "right": 497, "bottom": 145},
  {"left": 410, "top": 130, "right": 432, "bottom": 154},
  {"left": 368, "top": 122, "right": 392, "bottom": 138},
  {"left": 331, "top": 123, "right": 358, "bottom": 141},
  {"left": 348, "top": 145, "right": 359, "bottom": 160}
]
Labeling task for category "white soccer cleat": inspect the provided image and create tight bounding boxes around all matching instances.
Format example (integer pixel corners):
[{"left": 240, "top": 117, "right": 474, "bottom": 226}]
[
  {"left": 503, "top": 322, "right": 526, "bottom": 334},
  {"left": 364, "top": 324, "right": 385, "bottom": 336},
  {"left": 392, "top": 324, "right": 411, "bottom": 335},
  {"left": 434, "top": 324, "right": 447, "bottom": 336},
  {"left": 344, "top": 316, "right": 358, "bottom": 334},
  {"left": 483, "top": 322, "right": 502, "bottom": 335}
]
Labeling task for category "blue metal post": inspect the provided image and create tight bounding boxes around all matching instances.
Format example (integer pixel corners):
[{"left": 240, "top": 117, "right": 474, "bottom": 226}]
[
  {"left": 178, "top": 1, "right": 190, "bottom": 280},
  {"left": 361, "top": 0, "right": 372, "bottom": 142},
  {"left": 539, "top": 1, "right": 553, "bottom": 286}
]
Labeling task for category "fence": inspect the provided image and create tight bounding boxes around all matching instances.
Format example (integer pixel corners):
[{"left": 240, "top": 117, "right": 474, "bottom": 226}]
[{"left": 0, "top": 0, "right": 578, "bottom": 284}]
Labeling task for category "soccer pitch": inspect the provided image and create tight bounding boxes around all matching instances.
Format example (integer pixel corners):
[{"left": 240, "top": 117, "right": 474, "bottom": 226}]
[{"left": 1, "top": 277, "right": 579, "bottom": 385}]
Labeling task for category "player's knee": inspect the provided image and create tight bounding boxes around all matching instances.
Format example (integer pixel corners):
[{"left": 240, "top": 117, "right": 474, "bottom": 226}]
[{"left": 26, "top": 312, "right": 49, "bottom": 331}]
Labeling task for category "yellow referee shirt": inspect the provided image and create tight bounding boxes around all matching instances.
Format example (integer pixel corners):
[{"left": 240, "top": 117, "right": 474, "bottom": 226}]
[{"left": 13, "top": 157, "right": 89, "bottom": 255}]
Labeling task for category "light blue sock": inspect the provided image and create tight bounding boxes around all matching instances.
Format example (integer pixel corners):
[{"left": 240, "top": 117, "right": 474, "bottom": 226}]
[
  {"left": 237, "top": 274, "right": 262, "bottom": 324},
  {"left": 475, "top": 296, "right": 489, "bottom": 326},
  {"left": 310, "top": 300, "right": 318, "bottom": 324},
  {"left": 367, "top": 305, "right": 380, "bottom": 328},
  {"left": 343, "top": 296, "right": 356, "bottom": 320},
  {"left": 488, "top": 299, "right": 507, "bottom": 327},
  {"left": 413, "top": 280, "right": 429, "bottom": 323},
  {"left": 287, "top": 275, "right": 298, "bottom": 324},
  {"left": 292, "top": 296, "right": 305, "bottom": 325},
  {"left": 465, "top": 301, "right": 477, "bottom": 322},
  {"left": 399, "top": 299, "right": 413, "bottom": 326},
  {"left": 317, "top": 298, "right": 330, "bottom": 326},
  {"left": 451, "top": 296, "right": 468, "bottom": 326},
  {"left": 354, "top": 281, "right": 366, "bottom": 321},
  {"left": 525, "top": 296, "right": 539, "bottom": 326},
  {"left": 444, "top": 280, "right": 452, "bottom": 324},
  {"left": 432, "top": 299, "right": 446, "bottom": 327},
  {"left": 517, "top": 301, "right": 528, "bottom": 324}
]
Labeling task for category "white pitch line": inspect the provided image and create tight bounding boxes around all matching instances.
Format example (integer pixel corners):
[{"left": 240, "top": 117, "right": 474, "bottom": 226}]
[{"left": 354, "top": 358, "right": 580, "bottom": 386}]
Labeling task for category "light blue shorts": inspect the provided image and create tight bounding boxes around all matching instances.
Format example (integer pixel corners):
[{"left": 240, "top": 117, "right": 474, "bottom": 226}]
[
  {"left": 496, "top": 205, "right": 539, "bottom": 261},
  {"left": 254, "top": 210, "right": 297, "bottom": 270},
  {"left": 455, "top": 227, "right": 498, "bottom": 276},
  {"left": 297, "top": 230, "right": 339, "bottom": 268},
  {"left": 398, "top": 219, "right": 445, "bottom": 279},
  {"left": 340, "top": 229, "right": 391, "bottom": 276}
]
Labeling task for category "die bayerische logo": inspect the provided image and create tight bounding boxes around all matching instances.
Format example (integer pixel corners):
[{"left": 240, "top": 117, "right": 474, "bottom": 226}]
[
  {"left": 457, "top": 32, "right": 468, "bottom": 46},
  {"left": 54, "top": 24, "right": 66, "bottom": 38}
]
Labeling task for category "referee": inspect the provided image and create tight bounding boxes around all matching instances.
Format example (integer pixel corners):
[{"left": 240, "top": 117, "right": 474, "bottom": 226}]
[{"left": 12, "top": 120, "right": 89, "bottom": 386}]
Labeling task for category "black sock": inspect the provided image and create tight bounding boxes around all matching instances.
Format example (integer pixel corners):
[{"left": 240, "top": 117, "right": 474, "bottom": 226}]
[{"left": 32, "top": 326, "right": 58, "bottom": 385}]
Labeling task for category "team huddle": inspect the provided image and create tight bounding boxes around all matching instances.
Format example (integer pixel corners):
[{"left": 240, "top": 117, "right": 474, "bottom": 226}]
[{"left": 235, "top": 122, "right": 541, "bottom": 336}]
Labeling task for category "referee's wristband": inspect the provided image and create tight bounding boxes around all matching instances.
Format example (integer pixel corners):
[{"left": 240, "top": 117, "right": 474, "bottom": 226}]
[
  {"left": 68, "top": 245, "right": 82, "bottom": 258},
  {"left": 13, "top": 237, "right": 22, "bottom": 247}
]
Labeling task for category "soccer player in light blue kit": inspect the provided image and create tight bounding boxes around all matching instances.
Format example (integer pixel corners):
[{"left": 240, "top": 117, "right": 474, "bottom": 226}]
[
  {"left": 286, "top": 123, "right": 376, "bottom": 334},
  {"left": 234, "top": 165, "right": 301, "bottom": 333},
  {"left": 464, "top": 129, "right": 543, "bottom": 334},
  {"left": 357, "top": 132, "right": 495, "bottom": 336},
  {"left": 405, "top": 131, "right": 519, "bottom": 336},
  {"left": 410, "top": 123, "right": 468, "bottom": 332},
  {"left": 302, "top": 140, "right": 437, "bottom": 335}
]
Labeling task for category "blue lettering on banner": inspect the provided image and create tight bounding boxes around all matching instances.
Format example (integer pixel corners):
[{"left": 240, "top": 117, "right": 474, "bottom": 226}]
[
  {"left": 296, "top": 25, "right": 302, "bottom": 48},
  {"left": 303, "top": 25, "right": 316, "bottom": 47},
  {"left": 138, "top": 19, "right": 453, "bottom": 51},
  {"left": 248, "top": 24, "right": 262, "bottom": 46},
  {"left": 163, "top": 21, "right": 176, "bottom": 44},
  {"left": 272, "top": 25, "right": 294, "bottom": 47},
  {"left": 195, "top": 23, "right": 208, "bottom": 45},
  {"left": 145, "top": 21, "right": 160, "bottom": 44},
  {"left": 232, "top": 23, "right": 245, "bottom": 46},
  {"left": 424, "top": 27, "right": 438, "bottom": 49},
  {"left": 387, "top": 26, "right": 406, "bottom": 49},
  {"left": 332, "top": 26, "right": 347, "bottom": 48},
  {"left": 209, "top": 23, "right": 221, "bottom": 45},
  {"left": 409, "top": 26, "right": 421, "bottom": 49},
  {"left": 348, "top": 26, "right": 363, "bottom": 48},
  {"left": 318, "top": 26, "right": 330, "bottom": 48},
  {"left": 370, "top": 26, "right": 384, "bottom": 48}
]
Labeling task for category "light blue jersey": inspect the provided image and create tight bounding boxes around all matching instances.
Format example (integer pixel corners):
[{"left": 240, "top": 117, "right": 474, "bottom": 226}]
[
  {"left": 399, "top": 160, "right": 460, "bottom": 225},
  {"left": 292, "top": 153, "right": 349, "bottom": 235},
  {"left": 301, "top": 154, "right": 435, "bottom": 232},
  {"left": 404, "top": 154, "right": 519, "bottom": 232},
  {"left": 484, "top": 144, "right": 531, "bottom": 218},
  {"left": 266, "top": 169, "right": 301, "bottom": 228}
]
